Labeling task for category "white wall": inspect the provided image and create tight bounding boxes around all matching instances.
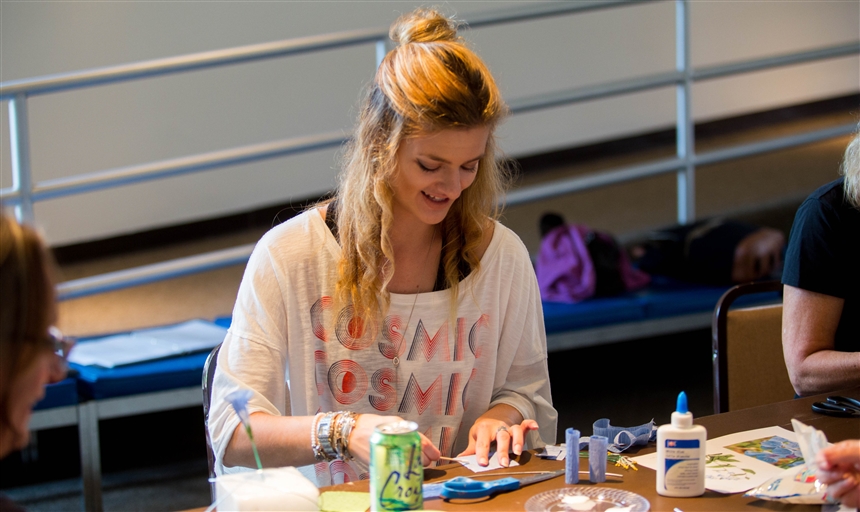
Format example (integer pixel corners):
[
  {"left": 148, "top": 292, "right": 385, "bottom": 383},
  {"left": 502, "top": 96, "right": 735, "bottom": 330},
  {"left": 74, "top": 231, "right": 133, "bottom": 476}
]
[{"left": 1, "top": 1, "right": 857, "bottom": 246}]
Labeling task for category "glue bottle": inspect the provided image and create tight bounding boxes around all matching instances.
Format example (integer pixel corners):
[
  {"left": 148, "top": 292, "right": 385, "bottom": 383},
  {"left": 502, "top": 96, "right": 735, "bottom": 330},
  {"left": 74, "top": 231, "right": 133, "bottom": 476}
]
[{"left": 656, "top": 391, "right": 706, "bottom": 497}]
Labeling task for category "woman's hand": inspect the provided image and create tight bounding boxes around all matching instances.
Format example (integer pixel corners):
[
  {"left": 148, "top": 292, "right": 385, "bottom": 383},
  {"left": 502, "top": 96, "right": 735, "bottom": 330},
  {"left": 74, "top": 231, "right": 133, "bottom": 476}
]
[
  {"left": 457, "top": 405, "right": 539, "bottom": 467},
  {"left": 347, "top": 414, "right": 441, "bottom": 467},
  {"left": 817, "top": 440, "right": 860, "bottom": 507}
]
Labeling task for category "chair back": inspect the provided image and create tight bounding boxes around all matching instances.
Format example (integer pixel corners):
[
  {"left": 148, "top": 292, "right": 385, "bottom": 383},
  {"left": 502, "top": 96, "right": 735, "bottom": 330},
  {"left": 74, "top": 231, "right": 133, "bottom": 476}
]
[
  {"left": 712, "top": 280, "right": 794, "bottom": 414},
  {"left": 202, "top": 343, "right": 221, "bottom": 501}
]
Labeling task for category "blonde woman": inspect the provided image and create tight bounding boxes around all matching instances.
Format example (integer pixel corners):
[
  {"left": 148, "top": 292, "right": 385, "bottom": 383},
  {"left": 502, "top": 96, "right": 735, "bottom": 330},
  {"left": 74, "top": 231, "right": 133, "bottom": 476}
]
[
  {"left": 782, "top": 126, "right": 860, "bottom": 396},
  {"left": 209, "top": 8, "right": 557, "bottom": 485},
  {"left": 0, "top": 213, "right": 72, "bottom": 511}
]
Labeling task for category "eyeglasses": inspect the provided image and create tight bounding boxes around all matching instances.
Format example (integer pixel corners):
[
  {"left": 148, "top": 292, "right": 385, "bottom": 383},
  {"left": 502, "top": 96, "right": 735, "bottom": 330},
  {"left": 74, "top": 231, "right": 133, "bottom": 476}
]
[{"left": 47, "top": 326, "right": 75, "bottom": 373}]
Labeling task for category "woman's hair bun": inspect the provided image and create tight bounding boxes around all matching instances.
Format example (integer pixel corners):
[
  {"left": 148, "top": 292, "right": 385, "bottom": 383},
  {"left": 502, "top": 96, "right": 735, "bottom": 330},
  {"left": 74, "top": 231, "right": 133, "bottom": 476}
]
[{"left": 389, "top": 8, "right": 459, "bottom": 45}]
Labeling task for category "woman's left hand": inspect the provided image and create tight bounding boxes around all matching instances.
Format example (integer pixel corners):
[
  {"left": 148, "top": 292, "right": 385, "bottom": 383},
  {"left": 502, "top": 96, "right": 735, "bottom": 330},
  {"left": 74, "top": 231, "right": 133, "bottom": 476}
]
[{"left": 457, "top": 416, "right": 539, "bottom": 467}]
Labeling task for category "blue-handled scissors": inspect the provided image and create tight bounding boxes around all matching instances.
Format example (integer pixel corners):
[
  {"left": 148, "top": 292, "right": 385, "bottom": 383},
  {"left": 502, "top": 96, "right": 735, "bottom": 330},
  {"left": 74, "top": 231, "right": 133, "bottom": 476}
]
[
  {"left": 811, "top": 396, "right": 860, "bottom": 418},
  {"left": 439, "top": 469, "right": 566, "bottom": 500}
]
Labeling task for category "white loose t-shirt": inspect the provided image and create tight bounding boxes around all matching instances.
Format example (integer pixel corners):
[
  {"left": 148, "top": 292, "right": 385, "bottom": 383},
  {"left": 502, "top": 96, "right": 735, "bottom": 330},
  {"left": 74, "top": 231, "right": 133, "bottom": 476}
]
[{"left": 209, "top": 210, "right": 557, "bottom": 485}]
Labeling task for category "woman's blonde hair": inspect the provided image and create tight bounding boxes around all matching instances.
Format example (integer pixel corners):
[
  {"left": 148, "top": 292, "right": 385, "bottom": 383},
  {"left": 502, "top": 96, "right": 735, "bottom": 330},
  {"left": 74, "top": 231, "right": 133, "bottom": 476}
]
[
  {"left": 0, "top": 213, "right": 57, "bottom": 444},
  {"left": 334, "top": 8, "right": 509, "bottom": 322},
  {"left": 841, "top": 123, "right": 860, "bottom": 208}
]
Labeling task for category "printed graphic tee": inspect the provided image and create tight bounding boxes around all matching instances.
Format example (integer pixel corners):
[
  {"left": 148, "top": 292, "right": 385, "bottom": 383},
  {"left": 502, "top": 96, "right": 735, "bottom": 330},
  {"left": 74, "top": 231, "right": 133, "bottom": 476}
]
[{"left": 209, "top": 209, "right": 557, "bottom": 485}]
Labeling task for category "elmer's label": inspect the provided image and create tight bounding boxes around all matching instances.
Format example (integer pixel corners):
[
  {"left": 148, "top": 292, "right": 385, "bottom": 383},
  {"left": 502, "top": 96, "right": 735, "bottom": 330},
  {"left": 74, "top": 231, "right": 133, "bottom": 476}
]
[{"left": 663, "top": 439, "right": 701, "bottom": 491}]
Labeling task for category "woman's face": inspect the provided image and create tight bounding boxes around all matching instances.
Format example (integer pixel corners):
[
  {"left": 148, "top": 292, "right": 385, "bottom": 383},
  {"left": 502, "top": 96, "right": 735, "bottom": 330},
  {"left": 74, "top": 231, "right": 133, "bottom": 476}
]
[
  {"left": 1, "top": 347, "right": 62, "bottom": 457},
  {"left": 391, "top": 126, "right": 490, "bottom": 228}
]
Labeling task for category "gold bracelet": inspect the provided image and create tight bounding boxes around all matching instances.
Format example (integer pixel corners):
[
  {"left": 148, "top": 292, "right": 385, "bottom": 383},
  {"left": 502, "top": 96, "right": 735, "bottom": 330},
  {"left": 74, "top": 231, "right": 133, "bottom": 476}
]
[
  {"left": 310, "top": 412, "right": 325, "bottom": 461},
  {"left": 339, "top": 412, "right": 357, "bottom": 461}
]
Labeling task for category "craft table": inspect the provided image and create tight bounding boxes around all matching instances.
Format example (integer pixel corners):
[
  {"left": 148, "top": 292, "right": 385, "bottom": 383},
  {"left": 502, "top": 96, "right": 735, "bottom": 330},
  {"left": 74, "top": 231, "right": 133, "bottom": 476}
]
[{"left": 190, "top": 386, "right": 859, "bottom": 511}]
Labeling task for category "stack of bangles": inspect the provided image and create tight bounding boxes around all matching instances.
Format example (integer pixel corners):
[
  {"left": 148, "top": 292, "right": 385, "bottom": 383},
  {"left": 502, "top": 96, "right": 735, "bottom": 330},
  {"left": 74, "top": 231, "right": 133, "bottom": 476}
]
[{"left": 311, "top": 411, "right": 357, "bottom": 462}]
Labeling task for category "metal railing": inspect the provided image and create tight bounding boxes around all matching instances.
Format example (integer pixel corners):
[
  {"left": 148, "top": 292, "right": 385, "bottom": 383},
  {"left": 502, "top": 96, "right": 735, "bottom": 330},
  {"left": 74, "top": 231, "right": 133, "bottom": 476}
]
[{"left": 1, "top": 0, "right": 857, "bottom": 300}]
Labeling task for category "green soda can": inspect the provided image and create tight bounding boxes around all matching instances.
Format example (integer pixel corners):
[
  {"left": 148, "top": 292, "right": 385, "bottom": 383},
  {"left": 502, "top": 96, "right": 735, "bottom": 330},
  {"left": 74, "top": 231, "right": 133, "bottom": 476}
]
[{"left": 369, "top": 420, "right": 423, "bottom": 511}]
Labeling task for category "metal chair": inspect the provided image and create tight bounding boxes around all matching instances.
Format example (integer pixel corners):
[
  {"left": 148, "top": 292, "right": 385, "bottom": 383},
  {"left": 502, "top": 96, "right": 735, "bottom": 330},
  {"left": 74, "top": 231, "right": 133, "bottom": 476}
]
[
  {"left": 712, "top": 280, "right": 794, "bottom": 414},
  {"left": 202, "top": 343, "right": 221, "bottom": 502}
]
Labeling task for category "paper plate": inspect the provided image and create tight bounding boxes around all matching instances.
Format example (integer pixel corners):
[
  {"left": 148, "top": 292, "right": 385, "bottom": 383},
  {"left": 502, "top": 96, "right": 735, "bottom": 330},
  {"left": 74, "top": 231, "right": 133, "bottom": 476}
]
[{"left": 524, "top": 487, "right": 650, "bottom": 512}]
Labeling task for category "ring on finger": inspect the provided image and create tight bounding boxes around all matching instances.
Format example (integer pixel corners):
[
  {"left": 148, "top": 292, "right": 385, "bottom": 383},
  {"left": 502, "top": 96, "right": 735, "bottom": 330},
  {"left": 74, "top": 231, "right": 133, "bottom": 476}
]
[{"left": 496, "top": 425, "right": 509, "bottom": 435}]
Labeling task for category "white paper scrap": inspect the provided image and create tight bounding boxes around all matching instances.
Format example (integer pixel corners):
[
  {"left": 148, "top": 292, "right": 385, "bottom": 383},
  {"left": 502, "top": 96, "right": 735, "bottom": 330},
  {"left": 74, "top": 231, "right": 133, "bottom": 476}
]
[
  {"left": 453, "top": 451, "right": 520, "bottom": 473},
  {"left": 68, "top": 319, "right": 227, "bottom": 367},
  {"left": 538, "top": 445, "right": 566, "bottom": 460}
]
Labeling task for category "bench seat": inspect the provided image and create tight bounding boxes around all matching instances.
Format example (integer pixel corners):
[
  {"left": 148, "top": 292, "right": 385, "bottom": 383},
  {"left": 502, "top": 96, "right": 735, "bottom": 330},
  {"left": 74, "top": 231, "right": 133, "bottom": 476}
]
[{"left": 543, "top": 276, "right": 781, "bottom": 351}]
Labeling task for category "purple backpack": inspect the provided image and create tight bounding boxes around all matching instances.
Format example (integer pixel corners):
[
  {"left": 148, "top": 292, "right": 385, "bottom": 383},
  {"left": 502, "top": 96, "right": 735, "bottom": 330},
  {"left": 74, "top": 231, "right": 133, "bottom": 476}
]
[{"left": 536, "top": 224, "right": 650, "bottom": 303}]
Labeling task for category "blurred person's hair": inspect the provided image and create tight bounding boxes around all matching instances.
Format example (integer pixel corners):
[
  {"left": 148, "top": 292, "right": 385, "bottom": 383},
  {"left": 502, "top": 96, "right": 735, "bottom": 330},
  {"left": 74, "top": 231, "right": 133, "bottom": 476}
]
[
  {"left": 841, "top": 123, "right": 860, "bottom": 208},
  {"left": 0, "top": 212, "right": 58, "bottom": 442},
  {"left": 335, "top": 7, "right": 510, "bottom": 322}
]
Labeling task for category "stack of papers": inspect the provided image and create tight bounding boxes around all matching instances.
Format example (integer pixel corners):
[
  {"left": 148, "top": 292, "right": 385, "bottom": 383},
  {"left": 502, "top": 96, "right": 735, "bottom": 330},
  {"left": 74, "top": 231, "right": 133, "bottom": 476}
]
[{"left": 68, "top": 319, "right": 227, "bottom": 368}]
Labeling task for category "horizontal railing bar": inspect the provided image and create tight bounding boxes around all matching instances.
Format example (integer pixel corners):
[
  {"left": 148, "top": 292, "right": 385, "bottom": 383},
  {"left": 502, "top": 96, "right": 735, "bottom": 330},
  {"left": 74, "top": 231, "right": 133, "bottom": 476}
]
[
  {"left": 0, "top": 187, "right": 19, "bottom": 204},
  {"left": 694, "top": 122, "right": 856, "bottom": 166},
  {"left": 0, "top": 0, "right": 657, "bottom": 100},
  {"left": 57, "top": 243, "right": 255, "bottom": 301},
  {"left": 508, "top": 41, "right": 859, "bottom": 116},
  {"left": 505, "top": 122, "right": 856, "bottom": 206},
  {"left": 694, "top": 41, "right": 860, "bottom": 81},
  {"left": 509, "top": 70, "right": 682, "bottom": 115},
  {"left": 54, "top": 122, "right": 856, "bottom": 299},
  {"left": 0, "top": 28, "right": 387, "bottom": 100},
  {"left": 15, "top": 132, "right": 347, "bottom": 202},
  {"left": 465, "top": 0, "right": 658, "bottom": 29},
  {"left": 505, "top": 156, "right": 684, "bottom": 206}
]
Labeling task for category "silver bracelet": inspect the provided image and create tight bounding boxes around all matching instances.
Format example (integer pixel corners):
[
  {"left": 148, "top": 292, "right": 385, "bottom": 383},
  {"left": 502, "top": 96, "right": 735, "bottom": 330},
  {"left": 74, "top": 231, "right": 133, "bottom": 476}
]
[{"left": 317, "top": 412, "right": 337, "bottom": 461}]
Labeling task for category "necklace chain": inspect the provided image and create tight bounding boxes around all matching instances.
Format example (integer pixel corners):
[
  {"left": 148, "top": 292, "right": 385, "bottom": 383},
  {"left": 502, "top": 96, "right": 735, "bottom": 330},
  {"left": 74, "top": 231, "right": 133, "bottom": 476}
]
[{"left": 396, "top": 226, "right": 437, "bottom": 367}]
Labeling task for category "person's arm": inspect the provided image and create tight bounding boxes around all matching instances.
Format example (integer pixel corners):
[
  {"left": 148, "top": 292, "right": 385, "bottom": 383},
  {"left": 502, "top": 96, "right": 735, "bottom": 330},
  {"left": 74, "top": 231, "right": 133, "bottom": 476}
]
[
  {"left": 782, "top": 284, "right": 860, "bottom": 395},
  {"left": 458, "top": 228, "right": 557, "bottom": 466},
  {"left": 224, "top": 412, "right": 440, "bottom": 468}
]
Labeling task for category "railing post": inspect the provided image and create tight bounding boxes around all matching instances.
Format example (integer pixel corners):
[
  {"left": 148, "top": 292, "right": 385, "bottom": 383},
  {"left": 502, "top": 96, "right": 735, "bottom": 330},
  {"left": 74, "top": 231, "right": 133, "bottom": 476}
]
[
  {"left": 8, "top": 94, "right": 35, "bottom": 223},
  {"left": 675, "top": 0, "right": 695, "bottom": 225}
]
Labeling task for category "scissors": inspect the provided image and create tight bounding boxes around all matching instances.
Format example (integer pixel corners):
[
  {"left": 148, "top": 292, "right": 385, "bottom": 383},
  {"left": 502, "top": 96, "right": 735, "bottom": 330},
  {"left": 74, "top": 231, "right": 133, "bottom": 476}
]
[
  {"left": 439, "top": 468, "right": 565, "bottom": 500},
  {"left": 811, "top": 396, "right": 860, "bottom": 418}
]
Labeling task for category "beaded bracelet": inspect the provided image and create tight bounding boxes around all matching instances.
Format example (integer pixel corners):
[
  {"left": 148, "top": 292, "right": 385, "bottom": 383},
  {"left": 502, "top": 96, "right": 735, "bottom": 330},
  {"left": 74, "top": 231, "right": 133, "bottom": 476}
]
[{"left": 310, "top": 413, "right": 325, "bottom": 461}]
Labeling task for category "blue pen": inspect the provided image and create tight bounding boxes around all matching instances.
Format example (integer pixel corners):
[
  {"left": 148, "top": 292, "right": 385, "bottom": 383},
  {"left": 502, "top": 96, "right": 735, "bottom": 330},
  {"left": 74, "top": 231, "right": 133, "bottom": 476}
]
[{"left": 438, "top": 469, "right": 565, "bottom": 500}]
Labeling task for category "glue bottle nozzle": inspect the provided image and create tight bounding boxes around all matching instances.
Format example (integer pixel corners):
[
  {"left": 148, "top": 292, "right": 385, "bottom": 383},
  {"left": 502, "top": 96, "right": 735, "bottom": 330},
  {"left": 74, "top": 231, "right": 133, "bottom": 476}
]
[{"left": 676, "top": 391, "right": 688, "bottom": 414}]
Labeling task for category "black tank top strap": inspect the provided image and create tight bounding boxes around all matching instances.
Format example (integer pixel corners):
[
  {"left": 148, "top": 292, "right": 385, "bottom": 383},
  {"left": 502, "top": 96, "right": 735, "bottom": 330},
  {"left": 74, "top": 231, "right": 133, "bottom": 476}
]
[{"left": 324, "top": 198, "right": 339, "bottom": 243}]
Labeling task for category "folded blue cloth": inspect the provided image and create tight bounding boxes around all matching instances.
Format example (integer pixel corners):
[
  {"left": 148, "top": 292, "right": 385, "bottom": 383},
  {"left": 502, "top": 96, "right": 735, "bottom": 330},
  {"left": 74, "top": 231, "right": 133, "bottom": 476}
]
[{"left": 591, "top": 418, "right": 656, "bottom": 453}]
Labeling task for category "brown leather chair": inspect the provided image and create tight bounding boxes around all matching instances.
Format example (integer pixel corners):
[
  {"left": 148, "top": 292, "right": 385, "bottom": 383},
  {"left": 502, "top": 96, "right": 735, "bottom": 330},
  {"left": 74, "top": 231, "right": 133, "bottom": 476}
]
[
  {"left": 712, "top": 280, "right": 794, "bottom": 414},
  {"left": 202, "top": 343, "right": 221, "bottom": 501}
]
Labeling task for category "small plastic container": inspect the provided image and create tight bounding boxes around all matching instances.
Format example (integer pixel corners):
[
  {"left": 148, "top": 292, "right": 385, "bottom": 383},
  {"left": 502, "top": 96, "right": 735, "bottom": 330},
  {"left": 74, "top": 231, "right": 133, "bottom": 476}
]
[{"left": 213, "top": 467, "right": 319, "bottom": 511}]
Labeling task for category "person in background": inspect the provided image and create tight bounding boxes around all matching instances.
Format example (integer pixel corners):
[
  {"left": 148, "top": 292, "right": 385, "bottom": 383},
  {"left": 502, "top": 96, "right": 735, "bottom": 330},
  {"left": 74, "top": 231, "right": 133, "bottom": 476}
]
[
  {"left": 782, "top": 127, "right": 860, "bottom": 396},
  {"left": 0, "top": 213, "right": 73, "bottom": 511},
  {"left": 817, "top": 439, "right": 860, "bottom": 508},
  {"left": 208, "top": 8, "right": 557, "bottom": 486}
]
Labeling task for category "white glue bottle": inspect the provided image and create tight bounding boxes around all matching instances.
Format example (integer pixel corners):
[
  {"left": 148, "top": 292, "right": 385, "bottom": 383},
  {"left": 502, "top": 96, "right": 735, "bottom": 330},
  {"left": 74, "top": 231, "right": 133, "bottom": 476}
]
[{"left": 656, "top": 391, "right": 706, "bottom": 497}]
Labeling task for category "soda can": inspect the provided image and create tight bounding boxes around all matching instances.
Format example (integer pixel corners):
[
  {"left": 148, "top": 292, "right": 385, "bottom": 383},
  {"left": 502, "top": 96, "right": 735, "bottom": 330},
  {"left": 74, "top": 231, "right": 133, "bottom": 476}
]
[{"left": 369, "top": 420, "right": 423, "bottom": 511}]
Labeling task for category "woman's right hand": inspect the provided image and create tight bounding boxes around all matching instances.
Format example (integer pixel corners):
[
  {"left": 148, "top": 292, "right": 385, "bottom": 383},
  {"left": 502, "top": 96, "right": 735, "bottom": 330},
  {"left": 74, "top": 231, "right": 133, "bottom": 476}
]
[
  {"left": 817, "top": 439, "right": 860, "bottom": 507},
  {"left": 348, "top": 414, "right": 441, "bottom": 467}
]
